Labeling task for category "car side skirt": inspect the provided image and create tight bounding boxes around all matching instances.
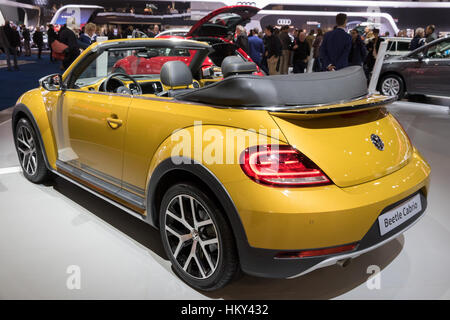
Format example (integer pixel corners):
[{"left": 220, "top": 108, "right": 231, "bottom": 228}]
[
  {"left": 52, "top": 169, "right": 148, "bottom": 223},
  {"left": 55, "top": 160, "right": 147, "bottom": 216}
]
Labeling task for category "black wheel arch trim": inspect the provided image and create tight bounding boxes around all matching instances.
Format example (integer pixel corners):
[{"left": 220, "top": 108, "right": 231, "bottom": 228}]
[
  {"left": 12, "top": 103, "right": 52, "bottom": 171},
  {"left": 146, "top": 157, "right": 257, "bottom": 272}
]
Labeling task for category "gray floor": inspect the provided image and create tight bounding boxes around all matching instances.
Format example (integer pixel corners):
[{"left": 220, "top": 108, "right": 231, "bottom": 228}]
[{"left": 0, "top": 100, "right": 449, "bottom": 299}]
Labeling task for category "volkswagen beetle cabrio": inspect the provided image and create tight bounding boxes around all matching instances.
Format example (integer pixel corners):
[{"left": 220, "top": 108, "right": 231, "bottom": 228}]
[{"left": 12, "top": 38, "right": 430, "bottom": 291}]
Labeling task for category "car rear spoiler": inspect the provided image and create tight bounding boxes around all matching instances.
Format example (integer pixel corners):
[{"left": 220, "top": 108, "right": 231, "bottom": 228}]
[{"left": 269, "top": 94, "right": 397, "bottom": 119}]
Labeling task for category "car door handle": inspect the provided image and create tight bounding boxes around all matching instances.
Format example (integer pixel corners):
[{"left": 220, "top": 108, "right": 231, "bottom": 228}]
[{"left": 106, "top": 115, "right": 123, "bottom": 129}]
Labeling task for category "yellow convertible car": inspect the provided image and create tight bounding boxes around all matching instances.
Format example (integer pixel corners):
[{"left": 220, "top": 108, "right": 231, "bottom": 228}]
[{"left": 12, "top": 38, "right": 430, "bottom": 291}]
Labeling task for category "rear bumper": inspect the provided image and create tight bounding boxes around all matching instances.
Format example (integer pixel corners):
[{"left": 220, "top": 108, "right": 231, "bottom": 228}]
[{"left": 239, "top": 190, "right": 427, "bottom": 278}]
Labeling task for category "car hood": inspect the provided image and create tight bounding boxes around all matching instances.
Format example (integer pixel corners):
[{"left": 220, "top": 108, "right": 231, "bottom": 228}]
[{"left": 186, "top": 5, "right": 259, "bottom": 38}]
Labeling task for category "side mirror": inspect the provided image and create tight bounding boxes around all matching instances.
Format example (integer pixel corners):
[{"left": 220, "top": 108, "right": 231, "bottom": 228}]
[
  {"left": 39, "top": 74, "right": 64, "bottom": 91},
  {"left": 417, "top": 52, "right": 424, "bottom": 62}
]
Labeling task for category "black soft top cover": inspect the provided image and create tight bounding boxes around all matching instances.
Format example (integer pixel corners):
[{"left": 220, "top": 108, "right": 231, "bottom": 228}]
[{"left": 177, "top": 66, "right": 368, "bottom": 108}]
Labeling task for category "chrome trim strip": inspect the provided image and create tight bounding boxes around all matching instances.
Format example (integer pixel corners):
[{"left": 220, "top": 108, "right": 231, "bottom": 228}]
[
  {"left": 66, "top": 159, "right": 146, "bottom": 196},
  {"left": 122, "top": 181, "right": 146, "bottom": 196},
  {"left": 287, "top": 210, "right": 426, "bottom": 279},
  {"left": 57, "top": 160, "right": 121, "bottom": 195},
  {"left": 51, "top": 169, "right": 146, "bottom": 222},
  {"left": 56, "top": 160, "right": 146, "bottom": 210}
]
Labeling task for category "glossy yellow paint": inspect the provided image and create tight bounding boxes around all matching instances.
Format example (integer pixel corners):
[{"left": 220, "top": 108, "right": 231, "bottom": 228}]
[
  {"left": 15, "top": 38, "right": 430, "bottom": 253},
  {"left": 144, "top": 108, "right": 430, "bottom": 249},
  {"left": 60, "top": 90, "right": 132, "bottom": 184},
  {"left": 224, "top": 150, "right": 429, "bottom": 249},
  {"left": 16, "top": 88, "right": 60, "bottom": 169},
  {"left": 272, "top": 108, "right": 412, "bottom": 187},
  {"left": 124, "top": 97, "right": 285, "bottom": 196}
]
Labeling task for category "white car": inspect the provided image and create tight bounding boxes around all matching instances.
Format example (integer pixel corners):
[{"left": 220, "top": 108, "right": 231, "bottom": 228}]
[
  {"left": 155, "top": 28, "right": 190, "bottom": 38},
  {"left": 384, "top": 37, "right": 412, "bottom": 57}
]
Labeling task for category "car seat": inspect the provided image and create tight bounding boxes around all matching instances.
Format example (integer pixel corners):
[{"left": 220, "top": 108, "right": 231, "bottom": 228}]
[{"left": 157, "top": 61, "right": 195, "bottom": 97}]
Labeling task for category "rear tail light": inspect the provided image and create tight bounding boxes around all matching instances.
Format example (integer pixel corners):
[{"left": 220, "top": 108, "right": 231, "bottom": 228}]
[
  {"left": 240, "top": 145, "right": 331, "bottom": 187},
  {"left": 275, "top": 243, "right": 358, "bottom": 259}
]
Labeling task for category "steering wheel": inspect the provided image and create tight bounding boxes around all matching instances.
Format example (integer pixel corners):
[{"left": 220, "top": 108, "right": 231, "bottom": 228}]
[{"left": 101, "top": 72, "right": 143, "bottom": 95}]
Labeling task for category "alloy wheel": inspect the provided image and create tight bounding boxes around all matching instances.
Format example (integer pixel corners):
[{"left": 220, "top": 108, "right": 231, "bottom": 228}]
[
  {"left": 381, "top": 77, "right": 400, "bottom": 96},
  {"left": 164, "top": 194, "right": 220, "bottom": 279},
  {"left": 16, "top": 125, "right": 37, "bottom": 176}
]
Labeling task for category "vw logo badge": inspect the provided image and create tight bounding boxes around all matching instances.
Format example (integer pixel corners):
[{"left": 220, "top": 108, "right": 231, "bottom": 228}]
[{"left": 371, "top": 134, "right": 384, "bottom": 151}]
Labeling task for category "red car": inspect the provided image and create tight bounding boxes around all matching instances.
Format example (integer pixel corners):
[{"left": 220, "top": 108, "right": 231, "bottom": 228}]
[{"left": 113, "top": 5, "right": 263, "bottom": 77}]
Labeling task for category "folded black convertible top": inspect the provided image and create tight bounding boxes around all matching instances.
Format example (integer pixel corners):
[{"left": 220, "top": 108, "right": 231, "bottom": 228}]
[{"left": 177, "top": 66, "right": 368, "bottom": 109}]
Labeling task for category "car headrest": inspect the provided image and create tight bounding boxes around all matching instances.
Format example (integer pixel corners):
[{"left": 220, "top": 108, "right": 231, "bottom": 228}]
[
  {"left": 160, "top": 61, "right": 193, "bottom": 88},
  {"left": 221, "top": 56, "right": 257, "bottom": 78}
]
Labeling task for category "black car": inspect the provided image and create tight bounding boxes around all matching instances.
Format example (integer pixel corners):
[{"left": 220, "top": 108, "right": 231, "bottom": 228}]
[{"left": 378, "top": 36, "right": 450, "bottom": 98}]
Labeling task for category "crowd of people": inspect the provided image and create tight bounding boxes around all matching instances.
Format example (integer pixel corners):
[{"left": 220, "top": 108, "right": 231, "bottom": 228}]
[
  {"left": 1, "top": 11, "right": 443, "bottom": 76},
  {"left": 0, "top": 18, "right": 108, "bottom": 71},
  {"left": 232, "top": 13, "right": 440, "bottom": 79},
  {"left": 0, "top": 16, "right": 177, "bottom": 72}
]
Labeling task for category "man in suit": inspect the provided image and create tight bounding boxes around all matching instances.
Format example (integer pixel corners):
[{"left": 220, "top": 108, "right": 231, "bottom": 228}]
[
  {"left": 248, "top": 28, "right": 265, "bottom": 68},
  {"left": 0, "top": 21, "right": 19, "bottom": 71},
  {"left": 320, "top": 13, "right": 352, "bottom": 71}
]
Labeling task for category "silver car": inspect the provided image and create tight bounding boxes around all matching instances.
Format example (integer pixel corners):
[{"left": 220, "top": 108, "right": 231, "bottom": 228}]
[{"left": 378, "top": 36, "right": 450, "bottom": 98}]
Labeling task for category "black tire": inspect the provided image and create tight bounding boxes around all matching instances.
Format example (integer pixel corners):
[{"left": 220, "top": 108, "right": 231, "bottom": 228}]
[
  {"left": 14, "top": 118, "right": 52, "bottom": 183},
  {"left": 159, "top": 183, "right": 239, "bottom": 291},
  {"left": 379, "top": 74, "right": 405, "bottom": 99}
]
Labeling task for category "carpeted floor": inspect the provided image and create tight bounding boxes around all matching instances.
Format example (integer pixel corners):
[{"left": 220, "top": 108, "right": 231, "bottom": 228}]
[{"left": 0, "top": 52, "right": 61, "bottom": 111}]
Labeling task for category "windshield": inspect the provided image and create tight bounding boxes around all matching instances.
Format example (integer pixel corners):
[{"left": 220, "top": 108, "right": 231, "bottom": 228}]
[{"left": 74, "top": 46, "right": 198, "bottom": 87}]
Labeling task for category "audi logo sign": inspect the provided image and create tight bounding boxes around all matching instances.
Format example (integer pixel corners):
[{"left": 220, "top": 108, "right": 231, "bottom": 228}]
[
  {"left": 236, "top": 1, "right": 257, "bottom": 6},
  {"left": 277, "top": 18, "right": 292, "bottom": 25}
]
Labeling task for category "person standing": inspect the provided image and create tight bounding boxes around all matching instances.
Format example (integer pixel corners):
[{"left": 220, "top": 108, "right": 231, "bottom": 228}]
[
  {"left": 292, "top": 31, "right": 310, "bottom": 73},
  {"left": 107, "top": 26, "right": 121, "bottom": 39},
  {"left": 32, "top": 26, "right": 44, "bottom": 59},
  {"left": 365, "top": 28, "right": 384, "bottom": 74},
  {"left": 278, "top": 25, "right": 292, "bottom": 74},
  {"left": 147, "top": 25, "right": 160, "bottom": 38},
  {"left": 11, "top": 24, "right": 21, "bottom": 57},
  {"left": 0, "top": 21, "right": 19, "bottom": 71},
  {"left": 248, "top": 28, "right": 265, "bottom": 68},
  {"left": 59, "top": 18, "right": 80, "bottom": 70},
  {"left": 305, "top": 29, "right": 315, "bottom": 48},
  {"left": 312, "top": 28, "right": 324, "bottom": 72},
  {"left": 235, "top": 25, "right": 249, "bottom": 54},
  {"left": 79, "top": 22, "right": 97, "bottom": 48},
  {"left": 320, "top": 13, "right": 352, "bottom": 71},
  {"left": 349, "top": 28, "right": 367, "bottom": 66},
  {"left": 409, "top": 28, "right": 425, "bottom": 51},
  {"left": 47, "top": 24, "right": 57, "bottom": 62},
  {"left": 263, "top": 25, "right": 282, "bottom": 75},
  {"left": 425, "top": 25, "right": 436, "bottom": 44},
  {"left": 22, "top": 25, "right": 31, "bottom": 56},
  {"left": 124, "top": 25, "right": 134, "bottom": 38}
]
